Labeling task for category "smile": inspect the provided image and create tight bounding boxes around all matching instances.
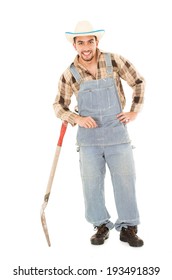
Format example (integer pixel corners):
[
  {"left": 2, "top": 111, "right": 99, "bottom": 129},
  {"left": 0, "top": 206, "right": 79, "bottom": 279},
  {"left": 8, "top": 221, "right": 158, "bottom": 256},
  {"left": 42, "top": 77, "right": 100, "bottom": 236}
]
[{"left": 82, "top": 51, "right": 91, "bottom": 56}]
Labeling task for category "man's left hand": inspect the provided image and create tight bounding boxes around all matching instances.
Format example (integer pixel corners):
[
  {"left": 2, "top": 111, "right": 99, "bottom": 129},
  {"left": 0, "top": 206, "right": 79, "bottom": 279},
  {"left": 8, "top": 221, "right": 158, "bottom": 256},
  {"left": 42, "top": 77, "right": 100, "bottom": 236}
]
[{"left": 117, "top": 112, "right": 138, "bottom": 124}]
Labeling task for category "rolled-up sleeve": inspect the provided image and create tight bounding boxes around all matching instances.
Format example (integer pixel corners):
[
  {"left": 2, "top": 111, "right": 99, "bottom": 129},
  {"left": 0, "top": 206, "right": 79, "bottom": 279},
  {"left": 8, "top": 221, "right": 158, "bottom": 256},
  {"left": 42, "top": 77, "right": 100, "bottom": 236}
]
[{"left": 53, "top": 71, "right": 78, "bottom": 126}]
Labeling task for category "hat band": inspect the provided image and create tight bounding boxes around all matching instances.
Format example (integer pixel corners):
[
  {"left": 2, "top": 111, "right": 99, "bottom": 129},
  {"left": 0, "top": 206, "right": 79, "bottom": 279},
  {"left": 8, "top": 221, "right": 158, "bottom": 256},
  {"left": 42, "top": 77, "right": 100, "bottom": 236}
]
[{"left": 65, "top": 29, "right": 104, "bottom": 35}]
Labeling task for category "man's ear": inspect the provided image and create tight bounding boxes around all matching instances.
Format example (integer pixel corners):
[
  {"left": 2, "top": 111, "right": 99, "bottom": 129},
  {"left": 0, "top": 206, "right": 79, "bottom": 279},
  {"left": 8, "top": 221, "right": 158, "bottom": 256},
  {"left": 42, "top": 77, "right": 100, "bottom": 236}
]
[{"left": 73, "top": 43, "right": 77, "bottom": 50}]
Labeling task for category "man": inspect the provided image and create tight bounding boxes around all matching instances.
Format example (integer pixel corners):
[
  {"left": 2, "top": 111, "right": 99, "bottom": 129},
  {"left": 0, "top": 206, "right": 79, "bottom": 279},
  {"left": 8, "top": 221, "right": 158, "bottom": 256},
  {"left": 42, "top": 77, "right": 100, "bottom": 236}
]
[{"left": 53, "top": 21, "right": 145, "bottom": 247}]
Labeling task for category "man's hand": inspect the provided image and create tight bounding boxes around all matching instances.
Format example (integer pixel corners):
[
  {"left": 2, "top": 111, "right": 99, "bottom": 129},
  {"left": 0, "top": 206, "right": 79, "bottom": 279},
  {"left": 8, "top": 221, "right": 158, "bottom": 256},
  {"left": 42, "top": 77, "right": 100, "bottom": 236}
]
[
  {"left": 117, "top": 112, "right": 138, "bottom": 124},
  {"left": 75, "top": 115, "right": 97, "bottom": 128}
]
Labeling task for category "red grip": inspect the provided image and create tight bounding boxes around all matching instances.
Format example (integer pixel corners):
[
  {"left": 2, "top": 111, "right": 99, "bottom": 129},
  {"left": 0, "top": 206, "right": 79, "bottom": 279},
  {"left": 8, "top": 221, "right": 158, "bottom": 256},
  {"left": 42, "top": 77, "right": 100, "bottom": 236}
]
[{"left": 57, "top": 122, "right": 68, "bottom": 147}]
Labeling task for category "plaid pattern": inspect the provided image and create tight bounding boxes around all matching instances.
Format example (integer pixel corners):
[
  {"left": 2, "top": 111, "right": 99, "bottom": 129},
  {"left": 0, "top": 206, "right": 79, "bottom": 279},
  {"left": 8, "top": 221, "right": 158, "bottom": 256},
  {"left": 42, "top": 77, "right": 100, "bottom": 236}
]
[{"left": 53, "top": 49, "right": 145, "bottom": 126}]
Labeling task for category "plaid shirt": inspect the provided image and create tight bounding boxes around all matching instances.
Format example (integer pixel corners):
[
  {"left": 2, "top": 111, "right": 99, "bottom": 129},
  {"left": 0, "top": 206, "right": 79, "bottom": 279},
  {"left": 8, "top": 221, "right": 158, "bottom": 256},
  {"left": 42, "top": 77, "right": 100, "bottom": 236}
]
[{"left": 53, "top": 49, "right": 145, "bottom": 126}]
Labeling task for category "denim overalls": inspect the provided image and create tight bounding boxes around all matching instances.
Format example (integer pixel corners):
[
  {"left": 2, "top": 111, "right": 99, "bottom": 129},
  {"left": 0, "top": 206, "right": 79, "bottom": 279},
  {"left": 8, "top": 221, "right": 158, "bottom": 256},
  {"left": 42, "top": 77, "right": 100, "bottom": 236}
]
[{"left": 70, "top": 53, "right": 140, "bottom": 231}]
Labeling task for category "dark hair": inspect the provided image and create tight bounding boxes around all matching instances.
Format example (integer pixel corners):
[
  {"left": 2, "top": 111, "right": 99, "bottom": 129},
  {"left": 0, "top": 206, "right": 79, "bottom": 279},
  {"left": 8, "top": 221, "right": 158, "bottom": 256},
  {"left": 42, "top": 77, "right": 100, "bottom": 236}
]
[{"left": 73, "top": 36, "right": 97, "bottom": 43}]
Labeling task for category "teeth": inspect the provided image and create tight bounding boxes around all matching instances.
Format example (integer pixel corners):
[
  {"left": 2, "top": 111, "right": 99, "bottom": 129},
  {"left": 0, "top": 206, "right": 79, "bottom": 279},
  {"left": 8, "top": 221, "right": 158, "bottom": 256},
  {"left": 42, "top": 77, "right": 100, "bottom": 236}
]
[{"left": 83, "top": 51, "right": 90, "bottom": 55}]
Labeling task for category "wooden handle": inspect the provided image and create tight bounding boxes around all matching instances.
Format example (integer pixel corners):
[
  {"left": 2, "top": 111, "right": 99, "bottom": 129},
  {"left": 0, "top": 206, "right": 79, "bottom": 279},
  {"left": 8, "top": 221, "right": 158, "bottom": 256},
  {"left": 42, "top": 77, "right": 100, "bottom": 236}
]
[
  {"left": 41, "top": 121, "right": 68, "bottom": 246},
  {"left": 44, "top": 121, "right": 68, "bottom": 201}
]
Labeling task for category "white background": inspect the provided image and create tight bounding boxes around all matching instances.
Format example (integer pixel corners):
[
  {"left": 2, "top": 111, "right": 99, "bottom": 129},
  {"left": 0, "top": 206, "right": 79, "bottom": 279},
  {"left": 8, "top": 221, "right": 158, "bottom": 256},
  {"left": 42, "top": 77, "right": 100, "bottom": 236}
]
[{"left": 0, "top": 0, "right": 172, "bottom": 279}]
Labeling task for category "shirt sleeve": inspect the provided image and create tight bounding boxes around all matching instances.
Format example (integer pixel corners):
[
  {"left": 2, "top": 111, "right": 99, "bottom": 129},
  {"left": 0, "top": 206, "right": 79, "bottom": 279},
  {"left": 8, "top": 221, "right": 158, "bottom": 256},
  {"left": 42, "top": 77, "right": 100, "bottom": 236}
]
[
  {"left": 115, "top": 55, "right": 145, "bottom": 112},
  {"left": 53, "top": 70, "right": 78, "bottom": 126}
]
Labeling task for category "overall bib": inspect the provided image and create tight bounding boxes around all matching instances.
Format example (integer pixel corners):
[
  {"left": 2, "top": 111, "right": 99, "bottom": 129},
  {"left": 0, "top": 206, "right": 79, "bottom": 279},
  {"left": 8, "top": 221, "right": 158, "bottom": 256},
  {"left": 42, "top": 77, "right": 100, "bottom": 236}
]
[{"left": 70, "top": 53, "right": 140, "bottom": 231}]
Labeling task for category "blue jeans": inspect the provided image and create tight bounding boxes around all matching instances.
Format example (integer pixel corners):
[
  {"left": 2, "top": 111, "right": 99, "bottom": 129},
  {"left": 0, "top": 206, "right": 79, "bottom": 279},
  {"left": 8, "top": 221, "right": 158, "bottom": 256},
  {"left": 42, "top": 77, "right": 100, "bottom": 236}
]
[{"left": 79, "top": 144, "right": 140, "bottom": 231}]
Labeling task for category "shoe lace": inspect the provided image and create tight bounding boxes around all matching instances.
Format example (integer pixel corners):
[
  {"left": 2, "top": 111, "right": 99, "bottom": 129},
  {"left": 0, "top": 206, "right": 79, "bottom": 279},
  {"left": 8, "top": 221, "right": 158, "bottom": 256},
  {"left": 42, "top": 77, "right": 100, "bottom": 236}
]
[
  {"left": 127, "top": 227, "right": 140, "bottom": 239},
  {"left": 95, "top": 225, "right": 108, "bottom": 236},
  {"left": 129, "top": 228, "right": 136, "bottom": 236}
]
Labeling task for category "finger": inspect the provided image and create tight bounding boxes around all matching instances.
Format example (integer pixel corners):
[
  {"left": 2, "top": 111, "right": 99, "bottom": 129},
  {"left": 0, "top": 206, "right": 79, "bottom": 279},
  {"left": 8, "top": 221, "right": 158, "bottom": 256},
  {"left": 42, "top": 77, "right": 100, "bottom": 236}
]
[
  {"left": 117, "top": 112, "right": 125, "bottom": 118},
  {"left": 117, "top": 115, "right": 126, "bottom": 121},
  {"left": 117, "top": 115, "right": 130, "bottom": 123},
  {"left": 121, "top": 119, "right": 128, "bottom": 123},
  {"left": 116, "top": 112, "right": 123, "bottom": 117},
  {"left": 88, "top": 121, "right": 97, "bottom": 128},
  {"left": 84, "top": 119, "right": 97, "bottom": 128},
  {"left": 87, "top": 117, "right": 97, "bottom": 127}
]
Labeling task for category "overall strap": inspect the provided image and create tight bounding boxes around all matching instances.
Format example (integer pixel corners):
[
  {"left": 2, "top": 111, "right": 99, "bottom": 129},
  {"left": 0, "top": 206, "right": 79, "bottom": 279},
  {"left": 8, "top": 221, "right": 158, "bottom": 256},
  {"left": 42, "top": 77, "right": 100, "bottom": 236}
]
[
  {"left": 70, "top": 63, "right": 82, "bottom": 84},
  {"left": 104, "top": 53, "right": 113, "bottom": 75}
]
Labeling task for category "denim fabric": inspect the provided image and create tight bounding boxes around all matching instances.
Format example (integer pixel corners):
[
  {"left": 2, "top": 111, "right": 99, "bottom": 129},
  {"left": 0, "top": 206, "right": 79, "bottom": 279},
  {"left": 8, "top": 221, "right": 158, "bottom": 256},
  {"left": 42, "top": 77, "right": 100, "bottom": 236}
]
[
  {"left": 79, "top": 145, "right": 140, "bottom": 231},
  {"left": 70, "top": 54, "right": 130, "bottom": 146},
  {"left": 70, "top": 53, "right": 140, "bottom": 231}
]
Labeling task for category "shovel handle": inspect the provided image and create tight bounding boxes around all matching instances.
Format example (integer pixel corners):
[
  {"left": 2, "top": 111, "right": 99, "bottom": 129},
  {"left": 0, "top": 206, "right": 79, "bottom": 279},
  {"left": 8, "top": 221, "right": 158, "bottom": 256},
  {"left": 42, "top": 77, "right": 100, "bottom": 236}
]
[{"left": 41, "top": 121, "right": 68, "bottom": 246}]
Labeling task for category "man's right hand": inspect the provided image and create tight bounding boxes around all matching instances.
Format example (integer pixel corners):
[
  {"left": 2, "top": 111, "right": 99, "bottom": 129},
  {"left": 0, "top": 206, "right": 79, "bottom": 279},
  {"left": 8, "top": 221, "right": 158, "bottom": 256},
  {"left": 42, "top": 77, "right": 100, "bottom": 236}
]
[{"left": 74, "top": 115, "right": 97, "bottom": 128}]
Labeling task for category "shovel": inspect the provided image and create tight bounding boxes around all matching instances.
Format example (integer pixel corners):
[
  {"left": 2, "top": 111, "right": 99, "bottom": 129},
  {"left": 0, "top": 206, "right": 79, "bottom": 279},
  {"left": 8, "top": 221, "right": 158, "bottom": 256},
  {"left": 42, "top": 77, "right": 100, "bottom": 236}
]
[{"left": 40, "top": 121, "right": 68, "bottom": 246}]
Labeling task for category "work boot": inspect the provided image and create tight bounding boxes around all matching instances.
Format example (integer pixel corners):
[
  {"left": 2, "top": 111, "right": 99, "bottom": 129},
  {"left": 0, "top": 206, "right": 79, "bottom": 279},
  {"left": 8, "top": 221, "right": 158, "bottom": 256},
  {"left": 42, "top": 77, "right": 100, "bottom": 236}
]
[
  {"left": 90, "top": 224, "right": 109, "bottom": 245},
  {"left": 120, "top": 226, "right": 144, "bottom": 247}
]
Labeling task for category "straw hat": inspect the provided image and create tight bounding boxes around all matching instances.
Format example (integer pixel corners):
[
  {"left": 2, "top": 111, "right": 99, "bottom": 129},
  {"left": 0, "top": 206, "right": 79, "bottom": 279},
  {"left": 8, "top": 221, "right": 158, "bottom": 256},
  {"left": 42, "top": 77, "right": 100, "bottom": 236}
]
[{"left": 65, "top": 21, "right": 105, "bottom": 43}]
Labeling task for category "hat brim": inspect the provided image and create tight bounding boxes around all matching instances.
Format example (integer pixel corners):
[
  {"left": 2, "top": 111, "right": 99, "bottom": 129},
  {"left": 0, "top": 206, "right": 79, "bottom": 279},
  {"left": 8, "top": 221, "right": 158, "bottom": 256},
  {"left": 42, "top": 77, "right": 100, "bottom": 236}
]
[{"left": 65, "top": 30, "right": 105, "bottom": 43}]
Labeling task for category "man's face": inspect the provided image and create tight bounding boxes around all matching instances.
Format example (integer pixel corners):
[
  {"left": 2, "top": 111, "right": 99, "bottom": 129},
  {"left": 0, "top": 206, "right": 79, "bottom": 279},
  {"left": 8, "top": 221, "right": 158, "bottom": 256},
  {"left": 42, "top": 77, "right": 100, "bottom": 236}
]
[{"left": 73, "top": 36, "right": 98, "bottom": 62}]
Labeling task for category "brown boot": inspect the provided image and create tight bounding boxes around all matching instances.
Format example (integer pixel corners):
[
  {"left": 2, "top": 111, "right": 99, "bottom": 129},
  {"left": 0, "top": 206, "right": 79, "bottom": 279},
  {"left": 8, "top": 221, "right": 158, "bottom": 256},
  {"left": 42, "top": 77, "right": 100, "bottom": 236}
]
[
  {"left": 120, "top": 226, "right": 144, "bottom": 247},
  {"left": 90, "top": 224, "right": 109, "bottom": 245}
]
